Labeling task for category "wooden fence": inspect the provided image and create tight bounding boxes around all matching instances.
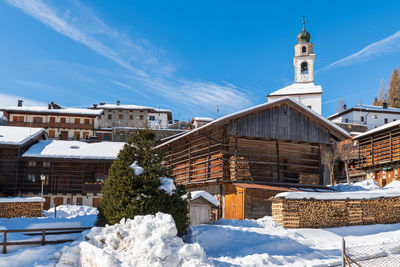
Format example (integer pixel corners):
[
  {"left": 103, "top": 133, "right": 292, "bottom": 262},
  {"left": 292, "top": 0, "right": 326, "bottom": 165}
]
[{"left": 0, "top": 227, "right": 91, "bottom": 254}]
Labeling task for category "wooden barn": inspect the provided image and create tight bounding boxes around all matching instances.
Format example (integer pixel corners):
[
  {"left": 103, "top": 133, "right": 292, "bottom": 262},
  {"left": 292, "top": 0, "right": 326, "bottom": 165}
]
[
  {"left": 157, "top": 97, "right": 349, "bottom": 220},
  {"left": 354, "top": 120, "right": 400, "bottom": 186},
  {"left": 0, "top": 126, "right": 47, "bottom": 196}
]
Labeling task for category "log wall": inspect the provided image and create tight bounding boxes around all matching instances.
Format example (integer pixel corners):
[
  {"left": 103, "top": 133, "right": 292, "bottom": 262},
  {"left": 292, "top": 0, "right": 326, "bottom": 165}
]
[
  {"left": 272, "top": 196, "right": 400, "bottom": 228},
  {"left": 0, "top": 201, "right": 42, "bottom": 218}
]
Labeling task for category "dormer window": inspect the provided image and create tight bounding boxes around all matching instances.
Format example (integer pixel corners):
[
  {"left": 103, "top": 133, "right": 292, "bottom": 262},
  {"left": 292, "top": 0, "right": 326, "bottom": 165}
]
[
  {"left": 302, "top": 46, "right": 306, "bottom": 53},
  {"left": 301, "top": 62, "right": 308, "bottom": 74}
]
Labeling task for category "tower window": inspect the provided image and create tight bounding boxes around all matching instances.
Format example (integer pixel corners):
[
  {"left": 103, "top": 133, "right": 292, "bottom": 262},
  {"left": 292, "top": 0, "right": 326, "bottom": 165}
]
[
  {"left": 302, "top": 46, "right": 306, "bottom": 53},
  {"left": 301, "top": 62, "right": 308, "bottom": 74}
]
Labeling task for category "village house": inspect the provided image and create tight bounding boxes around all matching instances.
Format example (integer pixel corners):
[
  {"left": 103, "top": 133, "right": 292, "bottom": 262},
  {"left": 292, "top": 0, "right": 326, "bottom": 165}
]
[
  {"left": 157, "top": 97, "right": 349, "bottom": 220},
  {"left": 328, "top": 103, "right": 400, "bottom": 131},
  {"left": 89, "top": 101, "right": 172, "bottom": 129},
  {"left": 0, "top": 126, "right": 47, "bottom": 196},
  {"left": 352, "top": 120, "right": 400, "bottom": 186},
  {"left": 191, "top": 117, "right": 214, "bottom": 129},
  {"left": 17, "top": 140, "right": 124, "bottom": 209},
  {"left": 1, "top": 100, "right": 103, "bottom": 140}
]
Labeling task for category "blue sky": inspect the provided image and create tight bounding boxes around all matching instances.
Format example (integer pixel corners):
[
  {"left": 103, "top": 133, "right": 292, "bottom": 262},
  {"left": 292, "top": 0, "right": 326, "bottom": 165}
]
[{"left": 1, "top": 0, "right": 400, "bottom": 121}]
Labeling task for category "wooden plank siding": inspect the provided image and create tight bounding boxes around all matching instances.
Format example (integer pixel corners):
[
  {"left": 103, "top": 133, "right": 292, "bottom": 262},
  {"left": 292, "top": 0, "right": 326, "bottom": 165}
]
[
  {"left": 355, "top": 127, "right": 400, "bottom": 169},
  {"left": 229, "top": 105, "right": 332, "bottom": 144}
]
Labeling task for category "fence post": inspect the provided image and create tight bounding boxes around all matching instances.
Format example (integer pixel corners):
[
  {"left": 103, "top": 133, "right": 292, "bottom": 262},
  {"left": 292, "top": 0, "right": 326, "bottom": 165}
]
[
  {"left": 341, "top": 237, "right": 346, "bottom": 267},
  {"left": 41, "top": 230, "right": 45, "bottom": 246},
  {"left": 2, "top": 231, "right": 6, "bottom": 254}
]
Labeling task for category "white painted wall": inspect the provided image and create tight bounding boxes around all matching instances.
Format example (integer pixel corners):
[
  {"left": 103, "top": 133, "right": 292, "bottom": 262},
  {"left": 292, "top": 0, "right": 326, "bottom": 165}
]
[
  {"left": 331, "top": 110, "right": 400, "bottom": 130},
  {"left": 267, "top": 93, "right": 322, "bottom": 115}
]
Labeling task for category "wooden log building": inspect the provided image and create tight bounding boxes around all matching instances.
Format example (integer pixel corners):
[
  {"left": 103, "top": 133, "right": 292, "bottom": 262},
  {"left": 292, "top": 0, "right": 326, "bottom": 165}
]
[
  {"left": 0, "top": 126, "right": 47, "bottom": 196},
  {"left": 354, "top": 120, "right": 400, "bottom": 186},
  {"left": 157, "top": 97, "right": 349, "bottom": 220},
  {"left": 19, "top": 140, "right": 124, "bottom": 209}
]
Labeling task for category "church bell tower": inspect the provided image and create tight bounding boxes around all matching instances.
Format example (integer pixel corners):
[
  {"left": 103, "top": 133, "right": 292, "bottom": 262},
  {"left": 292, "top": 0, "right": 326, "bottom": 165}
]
[{"left": 294, "top": 18, "right": 315, "bottom": 83}]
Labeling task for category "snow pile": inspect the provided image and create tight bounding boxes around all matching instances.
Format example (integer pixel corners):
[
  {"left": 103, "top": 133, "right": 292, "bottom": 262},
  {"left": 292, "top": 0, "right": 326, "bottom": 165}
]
[
  {"left": 44, "top": 205, "right": 98, "bottom": 218},
  {"left": 187, "top": 191, "right": 219, "bottom": 206},
  {"left": 59, "top": 212, "right": 210, "bottom": 267},
  {"left": 277, "top": 180, "right": 400, "bottom": 200},
  {"left": 130, "top": 160, "right": 144, "bottom": 175},
  {"left": 159, "top": 177, "right": 176, "bottom": 195},
  {"left": 330, "top": 179, "right": 380, "bottom": 192},
  {"left": 385, "top": 180, "right": 400, "bottom": 188}
]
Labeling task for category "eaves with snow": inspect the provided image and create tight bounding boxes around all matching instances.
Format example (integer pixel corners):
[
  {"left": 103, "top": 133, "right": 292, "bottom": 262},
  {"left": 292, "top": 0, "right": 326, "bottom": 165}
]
[
  {"left": 0, "top": 126, "right": 46, "bottom": 145},
  {"left": 22, "top": 140, "right": 125, "bottom": 160}
]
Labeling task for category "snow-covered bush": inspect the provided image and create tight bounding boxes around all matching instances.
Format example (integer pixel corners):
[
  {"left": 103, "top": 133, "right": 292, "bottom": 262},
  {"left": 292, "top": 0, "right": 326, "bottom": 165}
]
[{"left": 96, "top": 129, "right": 189, "bottom": 236}]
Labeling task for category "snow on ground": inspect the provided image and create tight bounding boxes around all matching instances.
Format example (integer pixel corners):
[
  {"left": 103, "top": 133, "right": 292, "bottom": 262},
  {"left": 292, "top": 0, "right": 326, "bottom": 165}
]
[
  {"left": 44, "top": 205, "right": 98, "bottom": 219},
  {"left": 189, "top": 216, "right": 400, "bottom": 266},
  {"left": 57, "top": 212, "right": 210, "bottom": 267},
  {"left": 0, "top": 205, "right": 97, "bottom": 267}
]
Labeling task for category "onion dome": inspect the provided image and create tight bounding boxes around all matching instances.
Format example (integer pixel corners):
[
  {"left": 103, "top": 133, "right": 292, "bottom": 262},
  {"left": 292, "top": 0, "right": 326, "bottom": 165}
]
[{"left": 297, "top": 17, "right": 310, "bottom": 43}]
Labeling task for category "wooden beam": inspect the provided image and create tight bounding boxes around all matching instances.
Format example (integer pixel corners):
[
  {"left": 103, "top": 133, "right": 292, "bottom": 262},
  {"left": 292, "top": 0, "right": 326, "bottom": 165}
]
[
  {"left": 234, "top": 133, "right": 238, "bottom": 180},
  {"left": 207, "top": 137, "right": 211, "bottom": 180},
  {"left": 390, "top": 130, "right": 393, "bottom": 162},
  {"left": 276, "top": 140, "right": 280, "bottom": 182},
  {"left": 188, "top": 139, "right": 192, "bottom": 182}
]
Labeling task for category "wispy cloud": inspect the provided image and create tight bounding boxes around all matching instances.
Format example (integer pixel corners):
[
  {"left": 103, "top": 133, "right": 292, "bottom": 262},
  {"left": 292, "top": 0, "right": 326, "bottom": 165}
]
[
  {"left": 325, "top": 30, "right": 400, "bottom": 69},
  {"left": 0, "top": 92, "right": 45, "bottom": 111},
  {"left": 6, "top": 0, "right": 252, "bottom": 115},
  {"left": 110, "top": 80, "right": 149, "bottom": 98}
]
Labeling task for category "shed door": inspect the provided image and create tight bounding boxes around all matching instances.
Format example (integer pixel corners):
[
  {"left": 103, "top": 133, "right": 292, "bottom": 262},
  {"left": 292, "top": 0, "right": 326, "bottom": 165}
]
[
  {"left": 224, "top": 184, "right": 245, "bottom": 220},
  {"left": 190, "top": 205, "right": 210, "bottom": 226}
]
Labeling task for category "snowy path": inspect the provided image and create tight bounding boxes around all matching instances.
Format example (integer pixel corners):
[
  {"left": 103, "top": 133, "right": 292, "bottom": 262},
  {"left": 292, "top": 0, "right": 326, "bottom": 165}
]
[{"left": 189, "top": 216, "right": 400, "bottom": 266}]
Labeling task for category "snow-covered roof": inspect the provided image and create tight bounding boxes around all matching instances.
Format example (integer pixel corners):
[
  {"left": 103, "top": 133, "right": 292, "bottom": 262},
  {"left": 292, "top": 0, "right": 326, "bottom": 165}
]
[
  {"left": 0, "top": 126, "right": 46, "bottom": 145},
  {"left": 189, "top": 190, "right": 219, "bottom": 206},
  {"left": 268, "top": 82, "right": 322, "bottom": 96},
  {"left": 22, "top": 140, "right": 125, "bottom": 160},
  {"left": 92, "top": 104, "right": 171, "bottom": 113},
  {"left": 276, "top": 180, "right": 400, "bottom": 200},
  {"left": 157, "top": 97, "right": 349, "bottom": 148},
  {"left": 353, "top": 119, "right": 400, "bottom": 139},
  {"left": 1, "top": 106, "right": 103, "bottom": 116},
  {"left": 193, "top": 117, "right": 213, "bottom": 122},
  {"left": 328, "top": 104, "right": 400, "bottom": 120}
]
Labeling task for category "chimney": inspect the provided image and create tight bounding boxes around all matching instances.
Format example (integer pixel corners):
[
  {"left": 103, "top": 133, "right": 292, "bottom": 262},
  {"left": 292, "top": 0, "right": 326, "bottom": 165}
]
[
  {"left": 93, "top": 104, "right": 98, "bottom": 109},
  {"left": 343, "top": 104, "right": 347, "bottom": 110},
  {"left": 48, "top": 103, "right": 52, "bottom": 109},
  {"left": 17, "top": 100, "right": 23, "bottom": 107},
  {"left": 116, "top": 100, "right": 120, "bottom": 106},
  {"left": 100, "top": 102, "right": 105, "bottom": 106},
  {"left": 383, "top": 102, "right": 388, "bottom": 109}
]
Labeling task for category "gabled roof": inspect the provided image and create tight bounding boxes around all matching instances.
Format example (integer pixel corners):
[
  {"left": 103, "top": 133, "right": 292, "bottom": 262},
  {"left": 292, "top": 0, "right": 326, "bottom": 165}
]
[
  {"left": 22, "top": 140, "right": 125, "bottom": 160},
  {"left": 157, "top": 97, "right": 349, "bottom": 148},
  {"left": 0, "top": 126, "right": 46, "bottom": 145},
  {"left": 328, "top": 104, "right": 400, "bottom": 120},
  {"left": 353, "top": 120, "right": 400, "bottom": 140},
  {"left": 268, "top": 82, "right": 322, "bottom": 97}
]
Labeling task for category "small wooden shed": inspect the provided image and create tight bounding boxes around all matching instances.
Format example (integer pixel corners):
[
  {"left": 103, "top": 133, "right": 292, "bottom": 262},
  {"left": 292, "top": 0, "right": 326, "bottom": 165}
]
[{"left": 188, "top": 191, "right": 219, "bottom": 226}]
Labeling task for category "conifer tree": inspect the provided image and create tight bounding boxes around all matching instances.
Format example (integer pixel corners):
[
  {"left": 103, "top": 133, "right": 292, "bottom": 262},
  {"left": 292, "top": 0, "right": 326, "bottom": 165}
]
[
  {"left": 96, "top": 129, "right": 189, "bottom": 236},
  {"left": 389, "top": 68, "right": 400, "bottom": 108}
]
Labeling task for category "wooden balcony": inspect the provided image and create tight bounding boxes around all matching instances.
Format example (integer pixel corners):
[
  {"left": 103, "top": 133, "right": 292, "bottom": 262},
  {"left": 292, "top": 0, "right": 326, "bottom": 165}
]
[{"left": 7, "top": 121, "right": 94, "bottom": 130}]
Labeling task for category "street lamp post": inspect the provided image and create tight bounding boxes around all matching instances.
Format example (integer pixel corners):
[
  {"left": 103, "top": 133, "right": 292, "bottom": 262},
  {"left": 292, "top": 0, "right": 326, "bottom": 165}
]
[{"left": 40, "top": 174, "right": 45, "bottom": 217}]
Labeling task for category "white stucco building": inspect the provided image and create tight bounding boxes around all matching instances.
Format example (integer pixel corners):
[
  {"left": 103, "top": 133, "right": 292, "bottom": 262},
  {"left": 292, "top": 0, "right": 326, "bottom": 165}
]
[
  {"left": 267, "top": 19, "right": 322, "bottom": 115},
  {"left": 328, "top": 103, "right": 400, "bottom": 130}
]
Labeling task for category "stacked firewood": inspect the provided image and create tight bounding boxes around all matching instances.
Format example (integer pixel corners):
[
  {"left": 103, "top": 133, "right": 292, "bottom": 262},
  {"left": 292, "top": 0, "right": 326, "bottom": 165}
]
[
  {"left": 272, "top": 196, "right": 400, "bottom": 228},
  {"left": 0, "top": 202, "right": 41, "bottom": 218}
]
